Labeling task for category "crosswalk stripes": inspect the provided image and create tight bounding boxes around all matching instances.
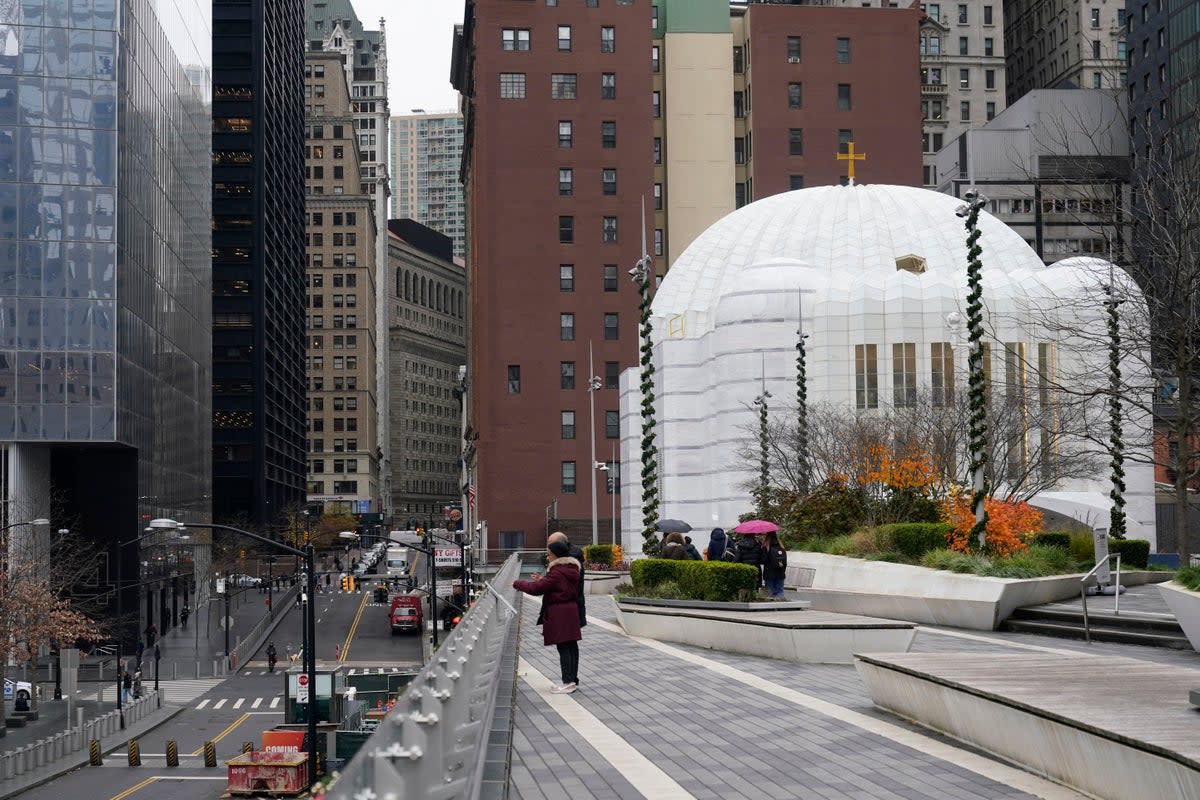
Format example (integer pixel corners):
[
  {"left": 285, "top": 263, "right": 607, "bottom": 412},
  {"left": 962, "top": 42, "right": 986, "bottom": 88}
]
[
  {"left": 251, "top": 697, "right": 262, "bottom": 709},
  {"left": 270, "top": 696, "right": 280, "bottom": 709},
  {"left": 157, "top": 677, "right": 225, "bottom": 707},
  {"left": 192, "top": 694, "right": 285, "bottom": 711}
]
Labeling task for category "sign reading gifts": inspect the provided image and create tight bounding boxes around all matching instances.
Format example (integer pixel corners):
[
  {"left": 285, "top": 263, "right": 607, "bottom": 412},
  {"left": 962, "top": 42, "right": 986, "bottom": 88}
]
[
  {"left": 434, "top": 547, "right": 462, "bottom": 568},
  {"left": 262, "top": 730, "right": 306, "bottom": 754}
]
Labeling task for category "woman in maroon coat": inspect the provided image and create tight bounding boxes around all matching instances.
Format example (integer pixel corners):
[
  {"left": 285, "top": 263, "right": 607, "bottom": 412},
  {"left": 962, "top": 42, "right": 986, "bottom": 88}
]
[{"left": 513, "top": 538, "right": 583, "bottom": 694}]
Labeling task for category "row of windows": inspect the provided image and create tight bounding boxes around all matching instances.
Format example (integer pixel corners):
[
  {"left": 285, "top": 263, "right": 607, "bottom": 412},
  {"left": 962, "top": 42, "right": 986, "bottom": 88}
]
[
  {"left": 308, "top": 376, "right": 358, "bottom": 391},
  {"left": 556, "top": 119, "right": 619, "bottom": 148},
  {"left": 781, "top": 35, "right": 853, "bottom": 64},
  {"left": 559, "top": 409, "right": 620, "bottom": 439},
  {"left": 307, "top": 253, "right": 359, "bottom": 267},
  {"left": 500, "top": 72, "right": 619, "bottom": 100},
  {"left": 557, "top": 167, "right": 618, "bottom": 195},
  {"left": 307, "top": 316, "right": 359, "bottom": 329},
  {"left": 919, "top": 35, "right": 996, "bottom": 57},
  {"left": 508, "top": 356, "right": 623, "bottom": 395},
  {"left": 921, "top": 67, "right": 998, "bottom": 90},
  {"left": 559, "top": 263, "right": 622, "bottom": 292},
  {"left": 308, "top": 396, "right": 359, "bottom": 411},
  {"left": 307, "top": 211, "right": 357, "bottom": 226},
  {"left": 917, "top": 3, "right": 996, "bottom": 26},
  {"left": 307, "top": 273, "right": 358, "bottom": 288},
  {"left": 396, "top": 270, "right": 465, "bottom": 318},
  {"left": 307, "top": 354, "right": 360, "bottom": 369},
  {"left": 309, "top": 335, "right": 358, "bottom": 350},
  {"left": 309, "top": 459, "right": 360, "bottom": 473},
  {"left": 922, "top": 99, "right": 997, "bottom": 122},
  {"left": 502, "top": 24, "right": 617, "bottom": 52},
  {"left": 305, "top": 124, "right": 348, "bottom": 140},
  {"left": 497, "top": 311, "right": 622, "bottom": 351},
  {"left": 309, "top": 416, "right": 360, "bottom": 433},
  {"left": 307, "top": 480, "right": 359, "bottom": 494},
  {"left": 309, "top": 438, "right": 360, "bottom": 453},
  {"left": 557, "top": 215, "right": 621, "bottom": 244},
  {"left": 307, "top": 294, "right": 358, "bottom": 308}
]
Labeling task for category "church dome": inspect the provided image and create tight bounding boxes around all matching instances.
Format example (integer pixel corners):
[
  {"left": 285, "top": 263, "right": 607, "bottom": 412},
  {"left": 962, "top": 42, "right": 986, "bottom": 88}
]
[{"left": 652, "top": 184, "right": 1046, "bottom": 334}]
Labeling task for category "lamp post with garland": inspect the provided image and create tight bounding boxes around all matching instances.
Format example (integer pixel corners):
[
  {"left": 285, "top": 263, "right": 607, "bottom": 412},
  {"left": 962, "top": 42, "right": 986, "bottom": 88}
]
[
  {"left": 628, "top": 199, "right": 660, "bottom": 554},
  {"left": 956, "top": 188, "right": 990, "bottom": 550}
]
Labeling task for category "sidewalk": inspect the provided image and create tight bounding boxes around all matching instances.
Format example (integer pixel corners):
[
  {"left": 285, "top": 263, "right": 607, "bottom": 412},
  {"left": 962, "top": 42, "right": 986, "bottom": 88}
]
[{"left": 508, "top": 594, "right": 1200, "bottom": 800}]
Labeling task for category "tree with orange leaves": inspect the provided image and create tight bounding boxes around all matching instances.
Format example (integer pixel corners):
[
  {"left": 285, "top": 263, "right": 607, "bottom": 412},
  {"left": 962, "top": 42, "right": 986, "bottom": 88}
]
[{"left": 941, "top": 487, "right": 1043, "bottom": 556}]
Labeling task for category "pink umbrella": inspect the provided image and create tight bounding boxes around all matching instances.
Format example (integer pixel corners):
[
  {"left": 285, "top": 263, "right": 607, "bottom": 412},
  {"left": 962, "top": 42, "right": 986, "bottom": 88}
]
[{"left": 733, "top": 519, "right": 779, "bottom": 535}]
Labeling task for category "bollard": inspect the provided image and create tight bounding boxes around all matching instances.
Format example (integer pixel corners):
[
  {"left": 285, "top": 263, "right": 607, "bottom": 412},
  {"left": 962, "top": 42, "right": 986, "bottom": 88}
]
[
  {"left": 165, "top": 740, "right": 179, "bottom": 767},
  {"left": 242, "top": 740, "right": 253, "bottom": 754},
  {"left": 203, "top": 740, "right": 216, "bottom": 768},
  {"left": 173, "top": 662, "right": 178, "bottom": 680},
  {"left": 89, "top": 738, "right": 102, "bottom": 766},
  {"left": 127, "top": 739, "right": 141, "bottom": 767},
  {"left": 195, "top": 661, "right": 200, "bottom": 679},
  {"left": 34, "top": 739, "right": 45, "bottom": 768},
  {"left": 213, "top": 659, "right": 219, "bottom": 677}
]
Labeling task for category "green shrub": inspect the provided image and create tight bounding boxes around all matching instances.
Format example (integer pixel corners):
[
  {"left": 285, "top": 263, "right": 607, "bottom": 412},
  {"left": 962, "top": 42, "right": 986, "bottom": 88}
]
[
  {"left": 583, "top": 544, "right": 615, "bottom": 567},
  {"left": 1027, "top": 531, "right": 1071, "bottom": 551},
  {"left": 1068, "top": 531, "right": 1094, "bottom": 563},
  {"left": 865, "top": 552, "right": 902, "bottom": 562},
  {"left": 629, "top": 558, "right": 758, "bottom": 601},
  {"left": 630, "top": 558, "right": 679, "bottom": 591},
  {"left": 920, "top": 548, "right": 988, "bottom": 574},
  {"left": 984, "top": 544, "right": 1072, "bottom": 578},
  {"left": 1109, "top": 538, "right": 1150, "bottom": 569},
  {"left": 1177, "top": 565, "right": 1200, "bottom": 591},
  {"left": 878, "top": 523, "right": 952, "bottom": 560},
  {"left": 826, "top": 534, "right": 860, "bottom": 556}
]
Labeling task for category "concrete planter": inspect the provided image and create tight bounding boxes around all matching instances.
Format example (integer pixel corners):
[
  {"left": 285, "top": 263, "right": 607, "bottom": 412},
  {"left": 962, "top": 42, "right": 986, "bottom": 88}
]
[
  {"left": 789, "top": 552, "right": 1093, "bottom": 630},
  {"left": 1157, "top": 581, "right": 1200, "bottom": 651},
  {"left": 616, "top": 596, "right": 811, "bottom": 612},
  {"left": 582, "top": 571, "right": 629, "bottom": 595}
]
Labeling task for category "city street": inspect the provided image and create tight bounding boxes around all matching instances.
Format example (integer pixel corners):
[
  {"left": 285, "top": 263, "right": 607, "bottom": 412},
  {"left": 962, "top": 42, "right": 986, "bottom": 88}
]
[{"left": 19, "top": 586, "right": 423, "bottom": 800}]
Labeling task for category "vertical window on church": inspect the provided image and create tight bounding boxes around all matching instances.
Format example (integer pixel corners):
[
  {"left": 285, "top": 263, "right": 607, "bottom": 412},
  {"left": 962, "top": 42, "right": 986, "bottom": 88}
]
[
  {"left": 931, "top": 342, "right": 954, "bottom": 407},
  {"left": 893, "top": 344, "right": 917, "bottom": 407},
  {"left": 1004, "top": 342, "right": 1028, "bottom": 474},
  {"left": 1038, "top": 343, "right": 1057, "bottom": 482},
  {"left": 855, "top": 344, "right": 879, "bottom": 409}
]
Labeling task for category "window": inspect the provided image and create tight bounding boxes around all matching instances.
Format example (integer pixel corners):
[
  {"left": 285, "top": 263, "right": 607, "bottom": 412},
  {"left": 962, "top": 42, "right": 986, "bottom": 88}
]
[
  {"left": 605, "top": 362, "right": 620, "bottom": 389},
  {"left": 602, "top": 168, "right": 617, "bottom": 195},
  {"left": 552, "top": 73, "right": 578, "bottom": 99},
  {"left": 604, "top": 264, "right": 618, "bottom": 291},
  {"left": 653, "top": 137, "right": 662, "bottom": 164},
  {"left": 789, "top": 175, "right": 804, "bottom": 190},
  {"left": 986, "top": 101, "right": 996, "bottom": 120},
  {"left": 652, "top": 91, "right": 661, "bottom": 117},
  {"left": 602, "top": 216, "right": 618, "bottom": 243},
  {"left": 561, "top": 411, "right": 576, "bottom": 439},
  {"left": 559, "top": 120, "right": 573, "bottom": 147},
  {"left": 560, "top": 264, "right": 575, "bottom": 291},
  {"left": 652, "top": 45, "right": 660, "bottom": 72},
  {"left": 507, "top": 365, "right": 521, "bottom": 394},
  {"left": 733, "top": 46, "right": 744, "bottom": 73},
  {"left": 561, "top": 462, "right": 577, "bottom": 494},
  {"left": 734, "top": 137, "right": 746, "bottom": 164},
  {"left": 605, "top": 410, "right": 619, "bottom": 439},
  {"left": 787, "top": 36, "right": 801, "bottom": 61},
  {"left": 837, "top": 84, "right": 852, "bottom": 110},
  {"left": 959, "top": 36, "right": 968, "bottom": 55},
  {"left": 502, "top": 28, "right": 530, "bottom": 51},
  {"left": 788, "top": 128, "right": 804, "bottom": 156},
  {"left": 558, "top": 25, "right": 572, "bottom": 51},
  {"left": 561, "top": 361, "right": 576, "bottom": 389},
  {"left": 601, "top": 72, "right": 616, "bottom": 99},
  {"left": 601, "top": 120, "right": 616, "bottom": 148},
  {"left": 653, "top": 183, "right": 662, "bottom": 210},
  {"left": 836, "top": 37, "right": 850, "bottom": 63},
  {"left": 1092, "top": 40, "right": 1101, "bottom": 58},
  {"left": 959, "top": 68, "right": 970, "bottom": 89},
  {"left": 559, "top": 167, "right": 573, "bottom": 195},
  {"left": 855, "top": 344, "right": 878, "bottom": 409},
  {"left": 893, "top": 343, "right": 917, "bottom": 407},
  {"left": 957, "top": 3, "right": 967, "bottom": 23},
  {"left": 735, "top": 183, "right": 747, "bottom": 208},
  {"left": 604, "top": 313, "right": 619, "bottom": 340},
  {"left": 560, "top": 313, "right": 575, "bottom": 341},
  {"left": 788, "top": 82, "right": 802, "bottom": 108},
  {"left": 1091, "top": 8, "right": 1100, "bottom": 27},
  {"left": 500, "top": 73, "right": 526, "bottom": 98},
  {"left": 839, "top": 129, "right": 853, "bottom": 152},
  {"left": 559, "top": 215, "right": 574, "bottom": 243},
  {"left": 960, "top": 101, "right": 970, "bottom": 121},
  {"left": 984, "top": 37, "right": 993, "bottom": 56},
  {"left": 983, "top": 5, "right": 993, "bottom": 24},
  {"left": 601, "top": 26, "right": 615, "bottom": 52},
  {"left": 985, "top": 69, "right": 995, "bottom": 89},
  {"left": 654, "top": 229, "right": 664, "bottom": 256}
]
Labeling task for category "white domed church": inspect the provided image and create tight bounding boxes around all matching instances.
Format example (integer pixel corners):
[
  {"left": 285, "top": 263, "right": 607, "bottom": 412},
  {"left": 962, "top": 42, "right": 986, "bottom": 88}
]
[{"left": 618, "top": 184, "right": 1155, "bottom": 554}]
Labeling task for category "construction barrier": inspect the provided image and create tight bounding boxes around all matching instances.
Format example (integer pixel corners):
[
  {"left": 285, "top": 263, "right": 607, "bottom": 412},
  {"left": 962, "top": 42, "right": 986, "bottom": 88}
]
[
  {"left": 242, "top": 740, "right": 254, "bottom": 754},
  {"left": 203, "top": 740, "right": 217, "bottom": 768},
  {"left": 127, "top": 739, "right": 141, "bottom": 767},
  {"left": 89, "top": 738, "right": 102, "bottom": 766},
  {"left": 166, "top": 739, "right": 179, "bottom": 767}
]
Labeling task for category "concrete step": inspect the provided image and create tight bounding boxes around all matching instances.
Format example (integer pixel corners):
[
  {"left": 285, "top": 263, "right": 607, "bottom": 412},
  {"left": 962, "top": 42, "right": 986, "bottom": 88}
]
[
  {"left": 1001, "top": 618, "right": 1193, "bottom": 649},
  {"left": 1008, "top": 606, "right": 1185, "bottom": 635}
]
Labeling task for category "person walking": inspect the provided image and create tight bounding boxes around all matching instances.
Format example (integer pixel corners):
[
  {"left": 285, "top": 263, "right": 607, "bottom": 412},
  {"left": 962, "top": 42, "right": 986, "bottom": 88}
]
[
  {"left": 132, "top": 669, "right": 143, "bottom": 700},
  {"left": 513, "top": 538, "right": 583, "bottom": 694},
  {"left": 144, "top": 624, "right": 157, "bottom": 648},
  {"left": 733, "top": 533, "right": 766, "bottom": 588},
  {"left": 121, "top": 668, "right": 132, "bottom": 703},
  {"left": 180, "top": 604, "right": 190, "bottom": 630},
  {"left": 661, "top": 532, "right": 688, "bottom": 560},
  {"left": 545, "top": 531, "right": 586, "bottom": 632},
  {"left": 266, "top": 642, "right": 278, "bottom": 673},
  {"left": 706, "top": 528, "right": 727, "bottom": 561},
  {"left": 684, "top": 536, "right": 703, "bottom": 560},
  {"left": 762, "top": 531, "right": 788, "bottom": 600}
]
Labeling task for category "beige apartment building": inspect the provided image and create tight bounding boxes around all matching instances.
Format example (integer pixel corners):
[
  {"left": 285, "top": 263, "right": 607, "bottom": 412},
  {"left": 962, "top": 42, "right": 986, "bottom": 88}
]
[
  {"left": 390, "top": 111, "right": 466, "bottom": 258},
  {"left": 1004, "top": 0, "right": 1127, "bottom": 104},
  {"left": 304, "top": 49, "right": 382, "bottom": 513}
]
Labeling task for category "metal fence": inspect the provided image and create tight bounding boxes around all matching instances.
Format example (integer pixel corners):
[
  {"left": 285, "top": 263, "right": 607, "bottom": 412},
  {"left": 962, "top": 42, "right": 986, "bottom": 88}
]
[
  {"left": 228, "top": 582, "right": 301, "bottom": 671},
  {"left": 326, "top": 554, "right": 522, "bottom": 799}
]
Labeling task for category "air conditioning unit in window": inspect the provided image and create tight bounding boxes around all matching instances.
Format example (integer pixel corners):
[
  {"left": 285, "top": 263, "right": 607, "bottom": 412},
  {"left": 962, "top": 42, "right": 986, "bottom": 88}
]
[{"left": 788, "top": 56, "right": 800, "bottom": 64}]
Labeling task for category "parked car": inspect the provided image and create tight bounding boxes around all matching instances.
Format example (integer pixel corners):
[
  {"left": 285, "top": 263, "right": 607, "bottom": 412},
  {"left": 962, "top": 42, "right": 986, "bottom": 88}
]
[{"left": 3, "top": 678, "right": 33, "bottom": 702}]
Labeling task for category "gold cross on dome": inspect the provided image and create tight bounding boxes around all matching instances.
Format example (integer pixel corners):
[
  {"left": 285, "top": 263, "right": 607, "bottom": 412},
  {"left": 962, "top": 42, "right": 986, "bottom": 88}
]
[{"left": 836, "top": 141, "right": 866, "bottom": 185}]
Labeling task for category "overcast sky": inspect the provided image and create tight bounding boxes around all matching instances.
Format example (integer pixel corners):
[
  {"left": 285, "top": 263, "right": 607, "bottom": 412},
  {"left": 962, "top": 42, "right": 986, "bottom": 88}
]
[{"left": 351, "top": 0, "right": 465, "bottom": 115}]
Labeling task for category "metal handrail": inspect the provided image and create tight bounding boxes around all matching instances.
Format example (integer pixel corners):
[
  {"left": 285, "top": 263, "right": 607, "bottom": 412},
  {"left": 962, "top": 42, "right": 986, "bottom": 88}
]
[
  {"left": 1080, "top": 552, "right": 1122, "bottom": 644},
  {"left": 326, "top": 554, "right": 523, "bottom": 799}
]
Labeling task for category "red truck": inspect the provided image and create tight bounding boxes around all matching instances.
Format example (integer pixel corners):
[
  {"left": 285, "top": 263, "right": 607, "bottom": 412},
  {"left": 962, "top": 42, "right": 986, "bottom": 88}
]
[{"left": 389, "top": 595, "right": 423, "bottom": 635}]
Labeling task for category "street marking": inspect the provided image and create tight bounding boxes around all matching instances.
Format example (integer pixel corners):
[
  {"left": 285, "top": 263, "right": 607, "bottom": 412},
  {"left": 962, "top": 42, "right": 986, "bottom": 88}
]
[
  {"left": 270, "top": 696, "right": 280, "bottom": 708},
  {"left": 190, "top": 712, "right": 250, "bottom": 755},
  {"left": 251, "top": 697, "right": 262, "bottom": 708},
  {"left": 107, "top": 775, "right": 158, "bottom": 800},
  {"left": 212, "top": 698, "right": 226, "bottom": 709},
  {"left": 195, "top": 699, "right": 210, "bottom": 710},
  {"left": 519, "top": 657, "right": 696, "bottom": 799},
  {"left": 232, "top": 698, "right": 244, "bottom": 709},
  {"left": 339, "top": 590, "right": 370, "bottom": 661}
]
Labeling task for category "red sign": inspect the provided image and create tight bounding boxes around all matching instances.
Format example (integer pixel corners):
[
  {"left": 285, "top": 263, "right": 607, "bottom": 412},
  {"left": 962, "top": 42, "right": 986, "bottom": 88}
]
[
  {"left": 297, "top": 674, "right": 309, "bottom": 687},
  {"left": 261, "top": 730, "right": 306, "bottom": 754}
]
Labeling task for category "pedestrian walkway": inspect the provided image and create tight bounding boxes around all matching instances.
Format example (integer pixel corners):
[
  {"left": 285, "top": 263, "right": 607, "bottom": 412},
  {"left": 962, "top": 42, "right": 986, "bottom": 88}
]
[
  {"left": 193, "top": 694, "right": 283, "bottom": 711},
  {"left": 507, "top": 594, "right": 1199, "bottom": 800},
  {"left": 155, "top": 678, "right": 225, "bottom": 707}
]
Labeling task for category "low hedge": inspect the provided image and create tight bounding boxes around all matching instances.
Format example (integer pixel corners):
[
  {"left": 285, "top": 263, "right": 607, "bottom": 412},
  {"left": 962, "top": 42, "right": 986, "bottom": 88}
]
[
  {"left": 877, "top": 523, "right": 951, "bottom": 560},
  {"left": 1109, "top": 538, "right": 1150, "bottom": 569},
  {"left": 1177, "top": 565, "right": 1200, "bottom": 591},
  {"left": 630, "top": 558, "right": 760, "bottom": 601},
  {"left": 1027, "top": 531, "right": 1071, "bottom": 551},
  {"left": 583, "top": 544, "right": 615, "bottom": 567}
]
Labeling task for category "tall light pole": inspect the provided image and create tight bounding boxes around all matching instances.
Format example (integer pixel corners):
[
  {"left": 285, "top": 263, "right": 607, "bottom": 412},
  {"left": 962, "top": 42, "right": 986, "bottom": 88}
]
[
  {"left": 587, "top": 342, "right": 603, "bottom": 547},
  {"left": 597, "top": 441, "right": 617, "bottom": 544},
  {"left": 149, "top": 519, "right": 318, "bottom": 788},
  {"left": 956, "top": 188, "right": 990, "bottom": 549}
]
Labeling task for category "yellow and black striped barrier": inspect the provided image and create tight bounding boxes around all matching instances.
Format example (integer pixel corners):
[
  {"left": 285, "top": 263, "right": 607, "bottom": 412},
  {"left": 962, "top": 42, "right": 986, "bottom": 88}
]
[
  {"left": 316, "top": 750, "right": 325, "bottom": 778},
  {"left": 127, "top": 739, "right": 141, "bottom": 767},
  {"left": 88, "top": 738, "right": 101, "bottom": 766},
  {"left": 203, "top": 740, "right": 216, "bottom": 768},
  {"left": 165, "top": 740, "right": 178, "bottom": 767},
  {"left": 241, "top": 740, "right": 254, "bottom": 754}
]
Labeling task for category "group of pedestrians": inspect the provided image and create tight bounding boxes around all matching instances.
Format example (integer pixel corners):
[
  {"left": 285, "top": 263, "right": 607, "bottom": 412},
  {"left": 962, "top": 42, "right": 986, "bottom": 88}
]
[
  {"left": 663, "top": 527, "right": 788, "bottom": 600},
  {"left": 119, "top": 622, "right": 160, "bottom": 703}
]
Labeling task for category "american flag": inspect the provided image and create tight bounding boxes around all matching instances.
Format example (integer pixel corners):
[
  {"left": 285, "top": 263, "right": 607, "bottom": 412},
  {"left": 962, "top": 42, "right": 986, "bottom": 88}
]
[{"left": 467, "top": 485, "right": 477, "bottom": 510}]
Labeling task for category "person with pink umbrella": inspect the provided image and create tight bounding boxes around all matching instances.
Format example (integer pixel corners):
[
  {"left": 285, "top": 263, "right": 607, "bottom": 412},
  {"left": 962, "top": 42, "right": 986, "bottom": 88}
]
[{"left": 731, "top": 519, "right": 776, "bottom": 589}]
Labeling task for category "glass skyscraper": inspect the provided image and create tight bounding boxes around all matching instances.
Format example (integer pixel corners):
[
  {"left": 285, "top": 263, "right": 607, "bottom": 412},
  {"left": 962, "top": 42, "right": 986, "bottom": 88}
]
[{"left": 0, "top": 0, "right": 212, "bottom": 641}]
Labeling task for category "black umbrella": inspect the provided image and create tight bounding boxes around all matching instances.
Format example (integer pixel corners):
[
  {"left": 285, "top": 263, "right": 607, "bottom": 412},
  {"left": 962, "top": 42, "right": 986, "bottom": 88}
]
[{"left": 656, "top": 519, "right": 693, "bottom": 534}]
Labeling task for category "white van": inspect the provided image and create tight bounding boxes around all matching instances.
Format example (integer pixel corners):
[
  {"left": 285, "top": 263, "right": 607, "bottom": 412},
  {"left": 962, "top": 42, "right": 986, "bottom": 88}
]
[{"left": 385, "top": 546, "right": 410, "bottom": 577}]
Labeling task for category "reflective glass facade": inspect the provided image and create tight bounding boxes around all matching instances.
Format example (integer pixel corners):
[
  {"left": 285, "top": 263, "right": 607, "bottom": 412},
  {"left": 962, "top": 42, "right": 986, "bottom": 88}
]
[{"left": 0, "top": 0, "right": 212, "bottom": 520}]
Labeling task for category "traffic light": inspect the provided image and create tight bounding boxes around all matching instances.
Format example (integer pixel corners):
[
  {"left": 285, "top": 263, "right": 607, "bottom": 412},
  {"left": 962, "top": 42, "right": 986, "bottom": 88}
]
[{"left": 341, "top": 575, "right": 350, "bottom": 592}]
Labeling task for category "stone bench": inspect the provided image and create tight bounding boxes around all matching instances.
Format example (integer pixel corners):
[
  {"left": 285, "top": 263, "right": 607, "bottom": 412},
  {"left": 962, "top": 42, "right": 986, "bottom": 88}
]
[{"left": 5, "top": 716, "right": 27, "bottom": 728}]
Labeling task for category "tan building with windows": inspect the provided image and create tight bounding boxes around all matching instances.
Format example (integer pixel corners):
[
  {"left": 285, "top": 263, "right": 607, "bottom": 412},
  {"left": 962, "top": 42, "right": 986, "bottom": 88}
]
[
  {"left": 1004, "top": 0, "right": 1127, "bottom": 104},
  {"left": 304, "top": 49, "right": 382, "bottom": 513}
]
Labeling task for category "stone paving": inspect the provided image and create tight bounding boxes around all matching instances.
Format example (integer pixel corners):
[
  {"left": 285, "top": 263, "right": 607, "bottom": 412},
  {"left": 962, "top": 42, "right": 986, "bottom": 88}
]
[{"left": 507, "top": 595, "right": 1132, "bottom": 800}]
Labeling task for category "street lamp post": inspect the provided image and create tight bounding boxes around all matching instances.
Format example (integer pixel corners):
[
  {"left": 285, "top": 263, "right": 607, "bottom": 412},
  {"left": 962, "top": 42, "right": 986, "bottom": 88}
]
[
  {"left": 148, "top": 519, "right": 319, "bottom": 788},
  {"left": 587, "top": 342, "right": 602, "bottom": 547}
]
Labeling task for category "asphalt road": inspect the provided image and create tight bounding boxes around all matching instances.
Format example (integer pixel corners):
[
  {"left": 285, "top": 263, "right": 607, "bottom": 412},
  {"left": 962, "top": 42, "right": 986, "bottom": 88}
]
[{"left": 20, "top": 587, "right": 423, "bottom": 800}]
